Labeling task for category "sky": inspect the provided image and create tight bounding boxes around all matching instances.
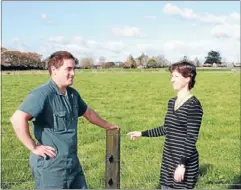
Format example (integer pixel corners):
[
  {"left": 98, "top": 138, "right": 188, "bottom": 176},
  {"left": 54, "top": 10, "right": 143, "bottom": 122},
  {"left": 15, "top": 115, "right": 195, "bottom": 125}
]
[{"left": 2, "top": 1, "right": 240, "bottom": 63}]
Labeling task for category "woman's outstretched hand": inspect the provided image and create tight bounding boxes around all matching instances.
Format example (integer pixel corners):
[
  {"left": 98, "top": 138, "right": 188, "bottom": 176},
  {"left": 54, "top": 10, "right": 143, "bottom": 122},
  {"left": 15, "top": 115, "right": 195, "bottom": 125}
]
[{"left": 127, "top": 131, "right": 142, "bottom": 140}]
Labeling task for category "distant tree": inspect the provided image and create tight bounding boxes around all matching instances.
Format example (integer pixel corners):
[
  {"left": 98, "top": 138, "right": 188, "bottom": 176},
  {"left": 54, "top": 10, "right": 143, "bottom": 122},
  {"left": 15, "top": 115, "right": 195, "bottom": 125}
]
[
  {"left": 119, "top": 62, "right": 125, "bottom": 68},
  {"left": 124, "top": 55, "right": 137, "bottom": 68},
  {"left": 146, "top": 58, "right": 158, "bottom": 68},
  {"left": 1, "top": 47, "right": 8, "bottom": 53},
  {"left": 153, "top": 55, "right": 169, "bottom": 68},
  {"left": 135, "top": 59, "right": 141, "bottom": 67},
  {"left": 1, "top": 48, "right": 44, "bottom": 70},
  {"left": 180, "top": 56, "right": 190, "bottom": 62},
  {"left": 80, "top": 56, "right": 94, "bottom": 69},
  {"left": 137, "top": 53, "right": 149, "bottom": 66},
  {"left": 183, "top": 56, "right": 188, "bottom": 61},
  {"left": 204, "top": 50, "right": 222, "bottom": 64},
  {"left": 178, "top": 56, "right": 195, "bottom": 65},
  {"left": 193, "top": 57, "right": 201, "bottom": 67}
]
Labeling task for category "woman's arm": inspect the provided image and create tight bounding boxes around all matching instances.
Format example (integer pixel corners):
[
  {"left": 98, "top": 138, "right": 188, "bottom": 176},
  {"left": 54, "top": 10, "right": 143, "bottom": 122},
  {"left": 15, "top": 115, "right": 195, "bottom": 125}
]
[{"left": 141, "top": 125, "right": 166, "bottom": 137}]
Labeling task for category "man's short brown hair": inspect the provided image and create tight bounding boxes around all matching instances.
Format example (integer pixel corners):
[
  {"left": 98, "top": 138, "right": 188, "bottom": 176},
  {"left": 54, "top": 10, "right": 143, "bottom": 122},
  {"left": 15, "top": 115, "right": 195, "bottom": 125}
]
[{"left": 47, "top": 51, "right": 78, "bottom": 74}]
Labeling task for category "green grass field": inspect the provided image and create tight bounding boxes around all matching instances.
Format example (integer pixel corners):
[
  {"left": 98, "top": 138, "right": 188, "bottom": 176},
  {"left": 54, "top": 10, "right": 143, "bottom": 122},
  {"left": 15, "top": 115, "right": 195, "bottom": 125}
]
[{"left": 1, "top": 69, "right": 240, "bottom": 189}]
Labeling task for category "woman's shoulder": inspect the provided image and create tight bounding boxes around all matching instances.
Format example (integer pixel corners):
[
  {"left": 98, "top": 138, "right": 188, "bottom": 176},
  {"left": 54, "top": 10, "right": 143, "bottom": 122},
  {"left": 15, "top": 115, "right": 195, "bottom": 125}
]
[
  {"left": 168, "top": 96, "right": 177, "bottom": 104},
  {"left": 190, "top": 95, "right": 201, "bottom": 104},
  {"left": 189, "top": 96, "right": 203, "bottom": 111},
  {"left": 167, "top": 95, "right": 202, "bottom": 107}
]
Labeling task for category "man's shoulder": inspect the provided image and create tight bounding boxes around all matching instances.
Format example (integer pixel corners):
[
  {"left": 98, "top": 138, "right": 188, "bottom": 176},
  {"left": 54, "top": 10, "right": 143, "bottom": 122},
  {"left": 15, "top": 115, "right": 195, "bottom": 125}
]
[{"left": 30, "top": 81, "right": 55, "bottom": 97}]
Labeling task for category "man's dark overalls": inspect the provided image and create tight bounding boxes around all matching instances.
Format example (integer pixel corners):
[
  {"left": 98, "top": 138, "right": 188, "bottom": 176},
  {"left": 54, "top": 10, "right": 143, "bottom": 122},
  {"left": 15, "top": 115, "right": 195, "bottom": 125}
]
[{"left": 19, "top": 79, "right": 88, "bottom": 189}]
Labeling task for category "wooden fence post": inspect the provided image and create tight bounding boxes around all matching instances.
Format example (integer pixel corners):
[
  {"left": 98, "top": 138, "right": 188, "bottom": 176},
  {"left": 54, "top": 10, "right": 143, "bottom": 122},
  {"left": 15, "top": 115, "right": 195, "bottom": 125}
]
[{"left": 105, "top": 129, "right": 120, "bottom": 189}]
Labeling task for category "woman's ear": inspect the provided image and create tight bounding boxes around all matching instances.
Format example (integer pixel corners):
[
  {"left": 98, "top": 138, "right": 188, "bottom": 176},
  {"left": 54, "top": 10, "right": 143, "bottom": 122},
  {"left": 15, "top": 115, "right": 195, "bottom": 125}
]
[{"left": 186, "top": 77, "right": 191, "bottom": 84}]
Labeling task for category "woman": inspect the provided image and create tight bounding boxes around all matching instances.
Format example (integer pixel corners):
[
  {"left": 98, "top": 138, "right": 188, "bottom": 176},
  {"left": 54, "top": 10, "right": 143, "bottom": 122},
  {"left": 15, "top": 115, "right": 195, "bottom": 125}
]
[{"left": 127, "top": 61, "right": 203, "bottom": 189}]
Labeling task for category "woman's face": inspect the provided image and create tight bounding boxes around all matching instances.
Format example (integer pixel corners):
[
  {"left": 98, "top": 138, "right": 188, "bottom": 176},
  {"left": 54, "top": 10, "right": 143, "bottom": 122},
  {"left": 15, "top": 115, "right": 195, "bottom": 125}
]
[{"left": 171, "top": 70, "right": 190, "bottom": 91}]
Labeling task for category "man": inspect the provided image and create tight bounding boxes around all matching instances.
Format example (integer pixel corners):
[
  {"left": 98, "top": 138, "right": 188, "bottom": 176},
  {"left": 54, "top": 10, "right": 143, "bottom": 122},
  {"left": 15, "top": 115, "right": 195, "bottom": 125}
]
[{"left": 10, "top": 51, "right": 120, "bottom": 189}]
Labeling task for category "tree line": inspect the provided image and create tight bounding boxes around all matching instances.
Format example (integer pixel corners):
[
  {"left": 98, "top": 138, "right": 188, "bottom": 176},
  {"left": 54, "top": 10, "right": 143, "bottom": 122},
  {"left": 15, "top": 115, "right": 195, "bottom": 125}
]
[
  {"left": 66, "top": 51, "right": 225, "bottom": 69},
  {"left": 1, "top": 47, "right": 46, "bottom": 70},
  {"left": 1, "top": 47, "right": 226, "bottom": 70}
]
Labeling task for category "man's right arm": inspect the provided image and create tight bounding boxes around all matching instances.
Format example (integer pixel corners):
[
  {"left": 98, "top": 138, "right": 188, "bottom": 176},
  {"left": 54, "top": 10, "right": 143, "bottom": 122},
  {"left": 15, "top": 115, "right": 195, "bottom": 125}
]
[
  {"left": 10, "top": 110, "right": 38, "bottom": 152},
  {"left": 10, "top": 91, "right": 56, "bottom": 158}
]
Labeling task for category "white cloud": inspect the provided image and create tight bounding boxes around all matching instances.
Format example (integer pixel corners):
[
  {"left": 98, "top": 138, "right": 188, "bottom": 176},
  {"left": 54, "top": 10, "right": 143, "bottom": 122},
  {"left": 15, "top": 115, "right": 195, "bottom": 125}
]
[
  {"left": 72, "top": 36, "right": 84, "bottom": 42},
  {"left": 230, "top": 12, "right": 240, "bottom": 21},
  {"left": 11, "top": 37, "right": 21, "bottom": 43},
  {"left": 198, "top": 13, "right": 227, "bottom": 24},
  {"left": 41, "top": 13, "right": 47, "bottom": 19},
  {"left": 163, "top": 3, "right": 240, "bottom": 25},
  {"left": 8, "top": 37, "right": 30, "bottom": 52},
  {"left": 117, "top": 40, "right": 209, "bottom": 63},
  {"left": 65, "top": 44, "right": 91, "bottom": 53},
  {"left": 112, "top": 26, "right": 143, "bottom": 37},
  {"left": 6, "top": 33, "right": 240, "bottom": 63},
  {"left": 163, "top": 39, "right": 240, "bottom": 63},
  {"left": 163, "top": 3, "right": 182, "bottom": 15},
  {"left": 100, "top": 41, "right": 125, "bottom": 54},
  {"left": 137, "top": 43, "right": 153, "bottom": 50},
  {"left": 47, "top": 20, "right": 54, "bottom": 24},
  {"left": 48, "top": 36, "right": 65, "bottom": 43},
  {"left": 36, "top": 34, "right": 239, "bottom": 63},
  {"left": 40, "top": 36, "right": 90, "bottom": 59},
  {"left": 86, "top": 40, "right": 97, "bottom": 49},
  {"left": 123, "top": 39, "right": 239, "bottom": 63},
  {"left": 86, "top": 40, "right": 97, "bottom": 46},
  {"left": 162, "top": 3, "right": 240, "bottom": 51},
  {"left": 144, "top": 15, "right": 157, "bottom": 20},
  {"left": 211, "top": 24, "right": 240, "bottom": 41},
  {"left": 71, "top": 36, "right": 87, "bottom": 46},
  {"left": 163, "top": 3, "right": 197, "bottom": 19},
  {"left": 40, "top": 36, "right": 127, "bottom": 61},
  {"left": 134, "top": 43, "right": 164, "bottom": 57},
  {"left": 197, "top": 12, "right": 240, "bottom": 25},
  {"left": 41, "top": 13, "right": 54, "bottom": 24},
  {"left": 162, "top": 40, "right": 209, "bottom": 62}
]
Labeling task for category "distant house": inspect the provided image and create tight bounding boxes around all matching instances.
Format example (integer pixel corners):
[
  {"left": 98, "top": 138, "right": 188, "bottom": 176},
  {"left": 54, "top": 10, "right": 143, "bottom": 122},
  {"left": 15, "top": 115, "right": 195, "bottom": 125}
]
[
  {"left": 233, "top": 62, "right": 241, "bottom": 67},
  {"left": 202, "top": 63, "right": 212, "bottom": 67},
  {"left": 137, "top": 65, "right": 145, "bottom": 69},
  {"left": 93, "top": 62, "right": 102, "bottom": 69},
  {"left": 114, "top": 61, "right": 123, "bottom": 66},
  {"left": 203, "top": 62, "right": 227, "bottom": 67}
]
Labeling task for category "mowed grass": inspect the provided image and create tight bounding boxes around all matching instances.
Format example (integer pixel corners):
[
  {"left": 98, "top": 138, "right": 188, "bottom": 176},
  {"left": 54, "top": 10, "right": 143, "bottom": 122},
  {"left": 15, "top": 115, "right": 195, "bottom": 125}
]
[{"left": 1, "top": 69, "right": 240, "bottom": 189}]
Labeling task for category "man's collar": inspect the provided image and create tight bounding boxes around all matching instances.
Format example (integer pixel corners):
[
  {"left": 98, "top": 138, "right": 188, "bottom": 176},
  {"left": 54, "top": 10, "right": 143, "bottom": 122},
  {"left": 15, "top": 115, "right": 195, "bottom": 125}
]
[{"left": 48, "top": 79, "right": 66, "bottom": 96}]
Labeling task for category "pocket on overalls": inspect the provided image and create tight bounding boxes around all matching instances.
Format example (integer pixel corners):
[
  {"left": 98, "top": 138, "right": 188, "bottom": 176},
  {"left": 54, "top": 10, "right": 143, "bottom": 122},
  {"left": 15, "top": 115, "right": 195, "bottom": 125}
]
[
  {"left": 67, "top": 106, "right": 78, "bottom": 132},
  {"left": 29, "top": 152, "right": 44, "bottom": 169},
  {"left": 53, "top": 111, "right": 70, "bottom": 132}
]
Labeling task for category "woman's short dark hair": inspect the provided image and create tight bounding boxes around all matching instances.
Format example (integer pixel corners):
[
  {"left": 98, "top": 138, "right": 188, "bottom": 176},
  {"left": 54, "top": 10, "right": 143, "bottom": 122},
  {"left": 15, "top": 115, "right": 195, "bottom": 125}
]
[
  {"left": 168, "top": 61, "right": 197, "bottom": 90},
  {"left": 47, "top": 51, "right": 78, "bottom": 74}
]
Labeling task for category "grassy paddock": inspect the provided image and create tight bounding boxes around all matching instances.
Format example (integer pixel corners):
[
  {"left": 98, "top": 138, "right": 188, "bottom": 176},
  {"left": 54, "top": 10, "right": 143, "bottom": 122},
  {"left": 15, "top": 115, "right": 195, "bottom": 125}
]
[
  {"left": 1, "top": 67, "right": 238, "bottom": 75},
  {"left": 1, "top": 69, "right": 240, "bottom": 189}
]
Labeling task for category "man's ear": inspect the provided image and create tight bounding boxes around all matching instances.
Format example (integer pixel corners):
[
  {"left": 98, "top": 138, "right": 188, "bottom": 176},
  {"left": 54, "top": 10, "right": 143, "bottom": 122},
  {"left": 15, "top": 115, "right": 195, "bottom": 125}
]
[{"left": 51, "top": 66, "right": 56, "bottom": 75}]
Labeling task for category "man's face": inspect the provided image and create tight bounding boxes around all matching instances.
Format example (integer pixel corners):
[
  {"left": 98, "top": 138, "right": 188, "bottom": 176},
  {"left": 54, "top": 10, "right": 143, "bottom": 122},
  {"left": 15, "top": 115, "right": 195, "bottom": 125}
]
[{"left": 52, "top": 59, "right": 76, "bottom": 87}]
